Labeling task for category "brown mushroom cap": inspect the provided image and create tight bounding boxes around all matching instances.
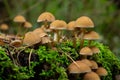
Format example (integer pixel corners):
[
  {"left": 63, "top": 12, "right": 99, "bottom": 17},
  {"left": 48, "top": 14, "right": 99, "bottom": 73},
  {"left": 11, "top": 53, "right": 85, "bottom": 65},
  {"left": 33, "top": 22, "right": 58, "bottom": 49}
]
[
  {"left": 75, "top": 16, "right": 94, "bottom": 28},
  {"left": 90, "top": 46, "right": 100, "bottom": 54},
  {"left": 80, "top": 47, "right": 93, "bottom": 55},
  {"left": 50, "top": 20, "right": 67, "bottom": 30},
  {"left": 10, "top": 40, "right": 22, "bottom": 47},
  {"left": 96, "top": 67, "right": 108, "bottom": 76},
  {"left": 24, "top": 21, "right": 32, "bottom": 28},
  {"left": 68, "top": 61, "right": 91, "bottom": 74},
  {"left": 80, "top": 59, "right": 92, "bottom": 67},
  {"left": 0, "top": 24, "right": 9, "bottom": 31},
  {"left": 13, "top": 15, "right": 26, "bottom": 22},
  {"left": 84, "top": 31, "right": 100, "bottom": 40},
  {"left": 23, "top": 32, "right": 41, "bottom": 46},
  {"left": 33, "top": 27, "right": 45, "bottom": 34},
  {"left": 83, "top": 72, "right": 100, "bottom": 80},
  {"left": 37, "top": 12, "right": 55, "bottom": 22},
  {"left": 90, "top": 60, "right": 98, "bottom": 69},
  {"left": 67, "top": 21, "right": 75, "bottom": 30}
]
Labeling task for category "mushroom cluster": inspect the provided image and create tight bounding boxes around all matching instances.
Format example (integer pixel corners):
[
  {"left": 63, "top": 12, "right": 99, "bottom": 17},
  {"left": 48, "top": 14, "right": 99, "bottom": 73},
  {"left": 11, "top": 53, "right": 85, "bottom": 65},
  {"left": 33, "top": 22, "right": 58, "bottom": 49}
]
[{"left": 0, "top": 12, "right": 108, "bottom": 79}]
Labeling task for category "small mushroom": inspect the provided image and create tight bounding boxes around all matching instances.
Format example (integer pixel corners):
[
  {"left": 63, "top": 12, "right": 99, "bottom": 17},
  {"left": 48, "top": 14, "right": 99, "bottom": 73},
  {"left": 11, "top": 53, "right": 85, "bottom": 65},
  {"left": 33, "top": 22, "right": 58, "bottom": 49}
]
[
  {"left": 37, "top": 12, "right": 55, "bottom": 29},
  {"left": 96, "top": 67, "right": 108, "bottom": 76},
  {"left": 10, "top": 40, "right": 22, "bottom": 47},
  {"left": 0, "top": 24, "right": 9, "bottom": 33},
  {"left": 83, "top": 72, "right": 100, "bottom": 80},
  {"left": 68, "top": 61, "right": 91, "bottom": 74},
  {"left": 90, "top": 46, "right": 100, "bottom": 54},
  {"left": 24, "top": 21, "right": 32, "bottom": 28},
  {"left": 75, "top": 16, "right": 94, "bottom": 49},
  {"left": 50, "top": 20, "right": 67, "bottom": 42},
  {"left": 67, "top": 21, "right": 77, "bottom": 47},
  {"left": 90, "top": 60, "right": 98, "bottom": 69},
  {"left": 83, "top": 31, "right": 100, "bottom": 46},
  {"left": 13, "top": 15, "right": 26, "bottom": 36}
]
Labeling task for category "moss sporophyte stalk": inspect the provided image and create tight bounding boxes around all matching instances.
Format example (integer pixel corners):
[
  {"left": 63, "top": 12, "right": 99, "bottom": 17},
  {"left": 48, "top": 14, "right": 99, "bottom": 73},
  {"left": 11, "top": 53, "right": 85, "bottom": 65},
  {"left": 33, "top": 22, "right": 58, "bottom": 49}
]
[{"left": 0, "top": 12, "right": 120, "bottom": 80}]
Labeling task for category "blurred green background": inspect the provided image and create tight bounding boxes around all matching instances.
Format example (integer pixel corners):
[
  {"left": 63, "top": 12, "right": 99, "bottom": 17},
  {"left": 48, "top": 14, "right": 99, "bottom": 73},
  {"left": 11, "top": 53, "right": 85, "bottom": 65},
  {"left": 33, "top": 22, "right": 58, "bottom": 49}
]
[{"left": 0, "top": 0, "right": 120, "bottom": 57}]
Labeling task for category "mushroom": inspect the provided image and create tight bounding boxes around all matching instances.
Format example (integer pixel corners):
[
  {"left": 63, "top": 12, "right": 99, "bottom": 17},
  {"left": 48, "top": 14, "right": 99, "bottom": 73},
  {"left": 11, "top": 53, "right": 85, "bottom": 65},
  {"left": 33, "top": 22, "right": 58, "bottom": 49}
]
[
  {"left": 68, "top": 60, "right": 91, "bottom": 79},
  {"left": 96, "top": 67, "right": 108, "bottom": 76},
  {"left": 90, "top": 60, "right": 98, "bottom": 70},
  {"left": 68, "top": 61, "right": 91, "bottom": 73},
  {"left": 23, "top": 21, "right": 32, "bottom": 34},
  {"left": 75, "top": 16, "right": 94, "bottom": 49},
  {"left": 13, "top": 15, "right": 26, "bottom": 36},
  {"left": 67, "top": 21, "right": 77, "bottom": 47},
  {"left": 83, "top": 31, "right": 100, "bottom": 46},
  {"left": 37, "top": 12, "right": 55, "bottom": 29},
  {"left": 90, "top": 46, "right": 100, "bottom": 54},
  {"left": 23, "top": 31, "right": 41, "bottom": 46},
  {"left": 83, "top": 72, "right": 100, "bottom": 80},
  {"left": 50, "top": 20, "right": 67, "bottom": 42},
  {"left": 10, "top": 39, "right": 22, "bottom": 47},
  {"left": 79, "top": 47, "right": 93, "bottom": 59},
  {"left": 0, "top": 23, "right": 9, "bottom": 33},
  {"left": 80, "top": 59, "right": 92, "bottom": 67}
]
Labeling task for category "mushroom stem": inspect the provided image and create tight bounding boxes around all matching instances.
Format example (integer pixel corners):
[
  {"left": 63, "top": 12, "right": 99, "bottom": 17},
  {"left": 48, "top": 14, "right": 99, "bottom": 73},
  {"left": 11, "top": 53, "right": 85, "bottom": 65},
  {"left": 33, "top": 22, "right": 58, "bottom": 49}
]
[
  {"left": 53, "top": 30, "right": 59, "bottom": 42},
  {"left": 28, "top": 48, "right": 33, "bottom": 67},
  {"left": 73, "top": 30, "right": 77, "bottom": 48},
  {"left": 44, "top": 20, "right": 48, "bottom": 29},
  {"left": 80, "top": 29, "right": 85, "bottom": 49}
]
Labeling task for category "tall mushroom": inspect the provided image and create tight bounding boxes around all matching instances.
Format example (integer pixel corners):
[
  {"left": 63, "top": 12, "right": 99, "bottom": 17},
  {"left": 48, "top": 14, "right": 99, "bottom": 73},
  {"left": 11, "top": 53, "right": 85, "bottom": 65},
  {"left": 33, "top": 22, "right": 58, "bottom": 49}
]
[
  {"left": 23, "top": 21, "right": 32, "bottom": 34},
  {"left": 13, "top": 15, "right": 26, "bottom": 36},
  {"left": 75, "top": 16, "right": 94, "bottom": 49},
  {"left": 50, "top": 20, "right": 67, "bottom": 42},
  {"left": 67, "top": 21, "right": 76, "bottom": 47},
  {"left": 0, "top": 23, "right": 9, "bottom": 34}
]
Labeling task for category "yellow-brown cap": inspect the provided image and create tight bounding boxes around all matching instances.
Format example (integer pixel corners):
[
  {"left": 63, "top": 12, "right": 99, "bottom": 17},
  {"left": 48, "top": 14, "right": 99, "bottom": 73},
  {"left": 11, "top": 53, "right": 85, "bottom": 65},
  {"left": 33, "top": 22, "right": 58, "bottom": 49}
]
[
  {"left": 96, "top": 67, "right": 108, "bottom": 76},
  {"left": 79, "top": 47, "right": 93, "bottom": 55},
  {"left": 33, "top": 27, "right": 44, "bottom": 34},
  {"left": 67, "top": 21, "right": 75, "bottom": 30},
  {"left": 13, "top": 15, "right": 26, "bottom": 22},
  {"left": 75, "top": 16, "right": 94, "bottom": 28},
  {"left": 83, "top": 72, "right": 100, "bottom": 80},
  {"left": 90, "top": 60, "right": 98, "bottom": 69},
  {"left": 68, "top": 61, "right": 91, "bottom": 74},
  {"left": 80, "top": 59, "right": 92, "bottom": 67},
  {"left": 24, "top": 21, "right": 32, "bottom": 28},
  {"left": 84, "top": 31, "right": 100, "bottom": 40},
  {"left": 23, "top": 32, "right": 41, "bottom": 46},
  {"left": 10, "top": 40, "right": 22, "bottom": 47},
  {"left": 90, "top": 46, "right": 100, "bottom": 54},
  {"left": 50, "top": 20, "right": 67, "bottom": 30},
  {"left": 37, "top": 12, "right": 55, "bottom": 22},
  {"left": 0, "top": 24, "right": 9, "bottom": 30}
]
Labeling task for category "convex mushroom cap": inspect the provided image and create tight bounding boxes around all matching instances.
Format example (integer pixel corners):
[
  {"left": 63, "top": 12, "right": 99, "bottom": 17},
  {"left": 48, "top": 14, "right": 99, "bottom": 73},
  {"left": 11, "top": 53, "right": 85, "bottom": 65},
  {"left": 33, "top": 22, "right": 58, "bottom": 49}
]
[
  {"left": 84, "top": 31, "right": 100, "bottom": 40},
  {"left": 67, "top": 21, "right": 76, "bottom": 30},
  {"left": 68, "top": 61, "right": 91, "bottom": 74},
  {"left": 37, "top": 12, "right": 55, "bottom": 22},
  {"left": 90, "top": 46, "right": 100, "bottom": 54},
  {"left": 90, "top": 60, "right": 98, "bottom": 69},
  {"left": 50, "top": 20, "right": 67, "bottom": 30},
  {"left": 83, "top": 72, "right": 100, "bottom": 80},
  {"left": 75, "top": 16, "right": 94, "bottom": 28},
  {"left": 96, "top": 67, "right": 108, "bottom": 76},
  {"left": 80, "top": 47, "right": 93, "bottom": 55},
  {"left": 0, "top": 24, "right": 9, "bottom": 31},
  {"left": 24, "top": 21, "right": 32, "bottom": 28},
  {"left": 23, "top": 32, "right": 41, "bottom": 46},
  {"left": 13, "top": 15, "right": 26, "bottom": 22}
]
